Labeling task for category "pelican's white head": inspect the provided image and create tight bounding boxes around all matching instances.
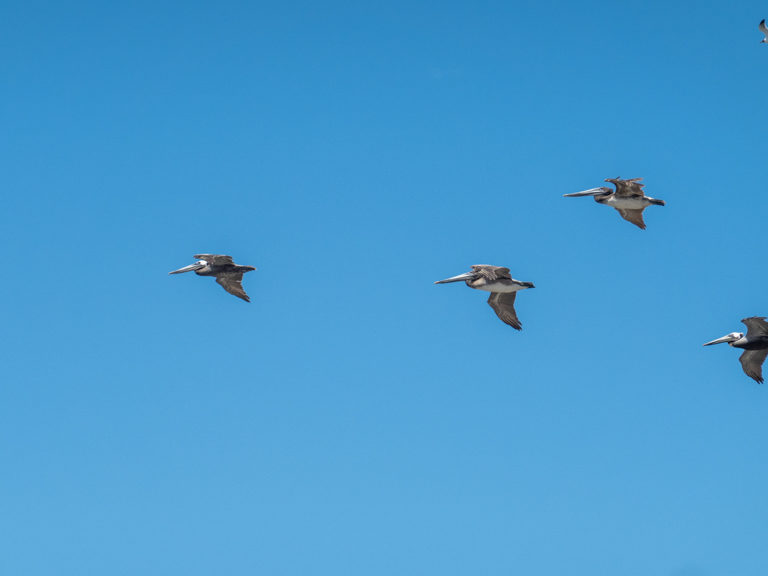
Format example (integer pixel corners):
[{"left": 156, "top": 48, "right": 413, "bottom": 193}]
[
  {"left": 169, "top": 260, "right": 207, "bottom": 275},
  {"left": 703, "top": 332, "right": 744, "bottom": 347}
]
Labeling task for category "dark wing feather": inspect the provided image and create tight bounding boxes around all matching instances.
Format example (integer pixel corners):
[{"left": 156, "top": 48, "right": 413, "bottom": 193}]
[
  {"left": 616, "top": 208, "right": 646, "bottom": 229},
  {"left": 472, "top": 265, "right": 511, "bottom": 281},
  {"left": 739, "top": 349, "right": 768, "bottom": 384},
  {"left": 741, "top": 317, "right": 768, "bottom": 339},
  {"left": 487, "top": 292, "right": 521, "bottom": 330},
  {"left": 612, "top": 177, "right": 645, "bottom": 197},
  {"left": 195, "top": 254, "right": 234, "bottom": 266},
  {"left": 760, "top": 19, "right": 768, "bottom": 34},
  {"left": 215, "top": 273, "right": 250, "bottom": 302}
]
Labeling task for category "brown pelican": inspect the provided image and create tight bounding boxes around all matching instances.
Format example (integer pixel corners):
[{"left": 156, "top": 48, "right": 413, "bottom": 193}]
[
  {"left": 703, "top": 317, "right": 768, "bottom": 384},
  {"left": 434, "top": 265, "right": 535, "bottom": 330},
  {"left": 761, "top": 19, "right": 768, "bottom": 43},
  {"left": 563, "top": 177, "right": 665, "bottom": 229},
  {"left": 169, "top": 254, "right": 256, "bottom": 302}
]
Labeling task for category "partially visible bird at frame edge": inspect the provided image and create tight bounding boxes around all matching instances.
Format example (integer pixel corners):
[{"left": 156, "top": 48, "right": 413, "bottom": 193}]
[
  {"left": 563, "top": 177, "right": 665, "bottom": 230},
  {"left": 760, "top": 19, "right": 768, "bottom": 43},
  {"left": 434, "top": 265, "right": 535, "bottom": 330},
  {"left": 169, "top": 254, "right": 256, "bottom": 302},
  {"left": 703, "top": 317, "right": 768, "bottom": 384}
]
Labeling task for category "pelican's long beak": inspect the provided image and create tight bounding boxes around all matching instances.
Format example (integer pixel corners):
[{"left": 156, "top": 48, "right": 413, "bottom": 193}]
[
  {"left": 434, "top": 272, "right": 474, "bottom": 284},
  {"left": 563, "top": 187, "right": 609, "bottom": 198},
  {"left": 703, "top": 334, "right": 736, "bottom": 346},
  {"left": 169, "top": 262, "right": 205, "bottom": 275}
]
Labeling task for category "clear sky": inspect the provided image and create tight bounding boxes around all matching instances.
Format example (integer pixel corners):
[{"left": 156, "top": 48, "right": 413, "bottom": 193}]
[{"left": 3, "top": 1, "right": 768, "bottom": 574}]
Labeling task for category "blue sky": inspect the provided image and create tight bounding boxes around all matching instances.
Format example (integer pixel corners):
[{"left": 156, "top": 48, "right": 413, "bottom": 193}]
[{"left": 3, "top": 1, "right": 768, "bottom": 574}]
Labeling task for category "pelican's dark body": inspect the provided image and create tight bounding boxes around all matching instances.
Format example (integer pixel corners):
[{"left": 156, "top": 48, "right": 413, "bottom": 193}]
[
  {"left": 464, "top": 275, "right": 535, "bottom": 293},
  {"left": 733, "top": 339, "right": 768, "bottom": 351},
  {"left": 593, "top": 194, "right": 666, "bottom": 208},
  {"left": 195, "top": 263, "right": 256, "bottom": 277}
]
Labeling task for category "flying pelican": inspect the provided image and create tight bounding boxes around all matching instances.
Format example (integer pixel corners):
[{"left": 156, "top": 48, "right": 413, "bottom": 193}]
[
  {"left": 760, "top": 19, "right": 768, "bottom": 43},
  {"left": 169, "top": 254, "right": 256, "bottom": 302},
  {"left": 434, "top": 265, "right": 535, "bottom": 330},
  {"left": 563, "top": 177, "right": 665, "bottom": 229},
  {"left": 703, "top": 317, "right": 768, "bottom": 384}
]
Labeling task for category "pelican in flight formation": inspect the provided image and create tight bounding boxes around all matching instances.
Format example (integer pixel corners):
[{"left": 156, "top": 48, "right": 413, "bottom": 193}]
[
  {"left": 703, "top": 317, "right": 768, "bottom": 384},
  {"left": 434, "top": 265, "right": 535, "bottom": 330},
  {"left": 760, "top": 19, "right": 768, "bottom": 43},
  {"left": 169, "top": 254, "right": 256, "bottom": 302},
  {"left": 563, "top": 177, "right": 665, "bottom": 229}
]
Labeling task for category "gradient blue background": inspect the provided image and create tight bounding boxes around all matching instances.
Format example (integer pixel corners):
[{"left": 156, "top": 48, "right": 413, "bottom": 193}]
[{"left": 3, "top": 1, "right": 768, "bottom": 574}]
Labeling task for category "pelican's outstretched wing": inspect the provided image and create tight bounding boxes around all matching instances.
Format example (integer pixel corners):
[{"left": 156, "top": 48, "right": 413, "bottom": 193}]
[
  {"left": 195, "top": 254, "right": 234, "bottom": 266},
  {"left": 612, "top": 177, "right": 645, "bottom": 197},
  {"left": 739, "top": 349, "right": 768, "bottom": 384},
  {"left": 616, "top": 208, "right": 647, "bottom": 229},
  {"left": 563, "top": 186, "right": 612, "bottom": 197},
  {"left": 741, "top": 317, "right": 768, "bottom": 339},
  {"left": 487, "top": 292, "right": 521, "bottom": 330},
  {"left": 215, "top": 273, "right": 250, "bottom": 302},
  {"left": 472, "top": 265, "right": 511, "bottom": 281},
  {"left": 760, "top": 19, "right": 768, "bottom": 35}
]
